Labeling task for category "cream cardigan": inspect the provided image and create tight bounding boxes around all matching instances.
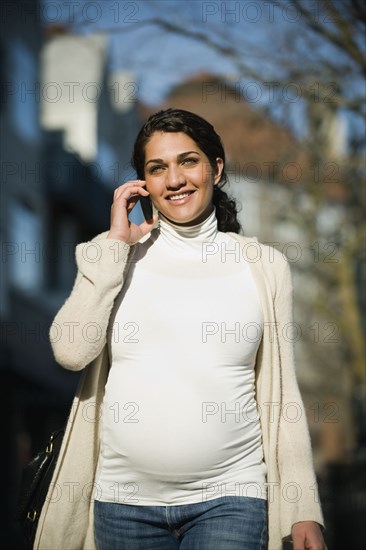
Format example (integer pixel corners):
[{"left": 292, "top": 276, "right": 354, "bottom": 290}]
[{"left": 34, "top": 230, "right": 324, "bottom": 550}]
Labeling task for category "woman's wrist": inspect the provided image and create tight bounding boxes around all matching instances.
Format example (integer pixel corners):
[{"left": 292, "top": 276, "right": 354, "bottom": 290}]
[{"left": 106, "top": 231, "right": 128, "bottom": 242}]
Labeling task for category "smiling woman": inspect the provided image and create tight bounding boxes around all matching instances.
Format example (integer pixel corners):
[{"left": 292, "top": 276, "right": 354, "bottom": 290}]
[{"left": 37, "top": 109, "right": 327, "bottom": 550}]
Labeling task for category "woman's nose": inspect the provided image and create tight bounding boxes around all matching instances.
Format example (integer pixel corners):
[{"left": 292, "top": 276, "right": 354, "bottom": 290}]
[{"left": 167, "top": 165, "right": 186, "bottom": 188}]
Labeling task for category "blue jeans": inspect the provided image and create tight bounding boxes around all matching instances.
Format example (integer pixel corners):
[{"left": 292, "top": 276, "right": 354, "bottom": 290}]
[{"left": 94, "top": 496, "right": 268, "bottom": 550}]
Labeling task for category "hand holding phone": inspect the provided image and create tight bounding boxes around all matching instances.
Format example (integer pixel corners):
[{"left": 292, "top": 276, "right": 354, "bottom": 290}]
[{"left": 107, "top": 180, "right": 157, "bottom": 244}]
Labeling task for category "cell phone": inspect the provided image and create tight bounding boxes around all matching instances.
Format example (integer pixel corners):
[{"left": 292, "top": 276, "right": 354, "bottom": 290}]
[
  {"left": 282, "top": 537, "right": 293, "bottom": 550},
  {"left": 140, "top": 195, "right": 153, "bottom": 221}
]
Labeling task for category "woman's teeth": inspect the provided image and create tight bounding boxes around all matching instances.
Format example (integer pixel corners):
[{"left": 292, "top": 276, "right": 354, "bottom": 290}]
[{"left": 169, "top": 192, "right": 191, "bottom": 201}]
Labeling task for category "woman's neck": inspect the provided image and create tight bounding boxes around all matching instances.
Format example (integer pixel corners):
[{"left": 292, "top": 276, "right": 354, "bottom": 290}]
[{"left": 156, "top": 208, "right": 219, "bottom": 257}]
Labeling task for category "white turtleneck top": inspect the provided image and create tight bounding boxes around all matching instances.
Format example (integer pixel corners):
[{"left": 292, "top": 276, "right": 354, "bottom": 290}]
[{"left": 95, "top": 209, "right": 267, "bottom": 505}]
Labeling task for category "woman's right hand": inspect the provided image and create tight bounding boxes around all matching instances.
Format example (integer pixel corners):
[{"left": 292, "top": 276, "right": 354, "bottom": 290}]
[{"left": 107, "top": 180, "right": 158, "bottom": 244}]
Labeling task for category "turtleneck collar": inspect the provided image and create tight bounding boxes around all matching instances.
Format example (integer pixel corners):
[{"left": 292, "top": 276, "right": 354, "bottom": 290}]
[{"left": 154, "top": 207, "right": 219, "bottom": 257}]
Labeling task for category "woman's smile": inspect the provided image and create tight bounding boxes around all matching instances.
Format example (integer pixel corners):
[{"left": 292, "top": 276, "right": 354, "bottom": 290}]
[{"left": 165, "top": 190, "right": 195, "bottom": 204}]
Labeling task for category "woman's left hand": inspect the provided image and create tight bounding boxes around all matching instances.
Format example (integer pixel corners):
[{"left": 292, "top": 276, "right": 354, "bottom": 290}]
[{"left": 291, "top": 521, "right": 328, "bottom": 550}]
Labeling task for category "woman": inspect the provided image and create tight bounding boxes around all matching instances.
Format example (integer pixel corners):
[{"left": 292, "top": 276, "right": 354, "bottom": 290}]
[{"left": 35, "top": 109, "right": 327, "bottom": 550}]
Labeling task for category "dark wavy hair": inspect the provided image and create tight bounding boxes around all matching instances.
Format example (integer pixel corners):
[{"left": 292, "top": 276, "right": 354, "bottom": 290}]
[{"left": 131, "top": 108, "right": 242, "bottom": 233}]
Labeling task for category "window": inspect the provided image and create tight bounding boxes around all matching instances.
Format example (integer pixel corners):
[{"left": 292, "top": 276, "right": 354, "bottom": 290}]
[
  {"left": 7, "top": 201, "right": 43, "bottom": 291},
  {"left": 8, "top": 39, "right": 40, "bottom": 144}
]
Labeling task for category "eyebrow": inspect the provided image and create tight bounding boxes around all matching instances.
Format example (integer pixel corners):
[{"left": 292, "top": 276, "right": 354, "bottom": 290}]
[{"left": 145, "top": 151, "right": 200, "bottom": 166}]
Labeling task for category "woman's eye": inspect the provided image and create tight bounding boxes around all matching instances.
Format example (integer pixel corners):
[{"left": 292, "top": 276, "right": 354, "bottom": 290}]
[
  {"left": 182, "top": 157, "right": 198, "bottom": 166},
  {"left": 149, "top": 165, "right": 164, "bottom": 174}
]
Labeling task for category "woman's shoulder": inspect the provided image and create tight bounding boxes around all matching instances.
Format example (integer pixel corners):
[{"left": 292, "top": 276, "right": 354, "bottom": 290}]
[
  {"left": 225, "top": 232, "right": 289, "bottom": 269},
  {"left": 225, "top": 232, "right": 292, "bottom": 299}
]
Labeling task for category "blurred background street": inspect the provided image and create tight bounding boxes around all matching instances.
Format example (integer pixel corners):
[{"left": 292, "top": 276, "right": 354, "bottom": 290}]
[{"left": 1, "top": 1, "right": 365, "bottom": 548}]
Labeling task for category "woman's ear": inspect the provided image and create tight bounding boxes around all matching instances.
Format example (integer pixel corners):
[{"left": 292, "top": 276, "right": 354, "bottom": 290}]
[{"left": 214, "top": 158, "right": 224, "bottom": 184}]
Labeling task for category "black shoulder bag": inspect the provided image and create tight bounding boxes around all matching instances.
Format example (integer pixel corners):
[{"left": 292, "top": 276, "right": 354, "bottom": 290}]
[{"left": 15, "top": 428, "right": 65, "bottom": 548}]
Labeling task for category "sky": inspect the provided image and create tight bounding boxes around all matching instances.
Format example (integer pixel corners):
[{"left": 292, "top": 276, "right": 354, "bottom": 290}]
[
  {"left": 39, "top": 0, "right": 364, "bottom": 144},
  {"left": 39, "top": 0, "right": 275, "bottom": 105}
]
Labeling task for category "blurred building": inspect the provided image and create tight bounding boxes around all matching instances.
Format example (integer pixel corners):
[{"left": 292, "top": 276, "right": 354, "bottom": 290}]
[{"left": 0, "top": 1, "right": 141, "bottom": 546}]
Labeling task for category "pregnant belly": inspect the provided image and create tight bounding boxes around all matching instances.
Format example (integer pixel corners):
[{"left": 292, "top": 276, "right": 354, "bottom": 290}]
[{"left": 101, "top": 368, "right": 260, "bottom": 478}]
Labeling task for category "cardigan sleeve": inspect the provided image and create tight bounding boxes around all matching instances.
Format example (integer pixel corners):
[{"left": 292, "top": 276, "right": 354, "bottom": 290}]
[
  {"left": 273, "top": 255, "right": 325, "bottom": 532},
  {"left": 49, "top": 232, "right": 134, "bottom": 371}
]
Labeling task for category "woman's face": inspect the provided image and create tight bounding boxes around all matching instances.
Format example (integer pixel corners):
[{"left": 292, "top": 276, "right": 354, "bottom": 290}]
[{"left": 144, "top": 131, "right": 224, "bottom": 226}]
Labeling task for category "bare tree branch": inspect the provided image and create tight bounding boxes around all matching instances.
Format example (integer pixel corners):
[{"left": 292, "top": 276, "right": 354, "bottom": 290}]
[{"left": 287, "top": 0, "right": 366, "bottom": 71}]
